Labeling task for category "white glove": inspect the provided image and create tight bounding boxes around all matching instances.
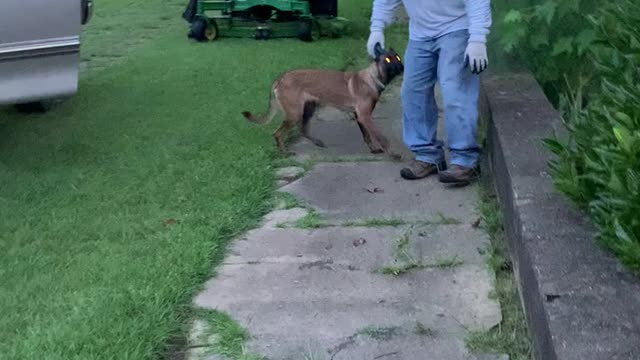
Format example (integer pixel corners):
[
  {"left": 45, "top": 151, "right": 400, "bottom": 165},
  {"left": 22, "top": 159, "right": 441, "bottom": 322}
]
[
  {"left": 464, "top": 42, "right": 488, "bottom": 74},
  {"left": 367, "top": 31, "right": 385, "bottom": 58}
]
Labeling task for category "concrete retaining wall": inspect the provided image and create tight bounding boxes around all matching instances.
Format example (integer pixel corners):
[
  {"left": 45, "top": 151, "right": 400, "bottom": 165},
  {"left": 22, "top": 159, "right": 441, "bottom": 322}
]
[{"left": 480, "top": 70, "right": 640, "bottom": 360}]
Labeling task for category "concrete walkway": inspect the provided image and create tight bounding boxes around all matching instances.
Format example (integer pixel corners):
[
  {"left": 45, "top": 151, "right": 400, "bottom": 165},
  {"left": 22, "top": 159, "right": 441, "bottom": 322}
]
[{"left": 188, "top": 80, "right": 506, "bottom": 359}]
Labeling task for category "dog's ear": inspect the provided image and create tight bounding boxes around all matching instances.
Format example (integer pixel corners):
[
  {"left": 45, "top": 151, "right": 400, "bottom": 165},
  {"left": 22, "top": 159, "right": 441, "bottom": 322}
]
[{"left": 374, "top": 42, "right": 385, "bottom": 59}]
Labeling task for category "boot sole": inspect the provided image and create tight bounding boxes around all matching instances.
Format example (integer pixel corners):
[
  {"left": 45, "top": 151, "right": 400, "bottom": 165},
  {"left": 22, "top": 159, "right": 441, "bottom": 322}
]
[
  {"left": 400, "top": 162, "right": 447, "bottom": 180},
  {"left": 439, "top": 174, "right": 479, "bottom": 187},
  {"left": 400, "top": 169, "right": 438, "bottom": 180}
]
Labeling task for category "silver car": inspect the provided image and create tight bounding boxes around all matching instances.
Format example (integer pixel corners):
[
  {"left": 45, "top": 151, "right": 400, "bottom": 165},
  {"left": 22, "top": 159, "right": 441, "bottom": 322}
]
[{"left": 0, "top": 0, "right": 93, "bottom": 112}]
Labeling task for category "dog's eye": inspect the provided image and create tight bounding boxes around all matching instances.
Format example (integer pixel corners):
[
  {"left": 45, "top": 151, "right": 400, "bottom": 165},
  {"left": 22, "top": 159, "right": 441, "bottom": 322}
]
[
  {"left": 396, "top": 55, "right": 401, "bottom": 61},
  {"left": 385, "top": 57, "right": 391, "bottom": 63}
]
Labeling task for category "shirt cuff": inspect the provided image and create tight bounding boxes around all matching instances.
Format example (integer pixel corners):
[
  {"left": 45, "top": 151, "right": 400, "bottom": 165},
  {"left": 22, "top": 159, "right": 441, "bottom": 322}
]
[
  {"left": 469, "top": 33, "right": 487, "bottom": 43},
  {"left": 370, "top": 19, "right": 386, "bottom": 33}
]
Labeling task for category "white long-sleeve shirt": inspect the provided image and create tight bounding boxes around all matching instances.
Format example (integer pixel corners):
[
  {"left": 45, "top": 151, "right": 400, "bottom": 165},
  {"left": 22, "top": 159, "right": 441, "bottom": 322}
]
[{"left": 370, "top": 0, "right": 492, "bottom": 43}]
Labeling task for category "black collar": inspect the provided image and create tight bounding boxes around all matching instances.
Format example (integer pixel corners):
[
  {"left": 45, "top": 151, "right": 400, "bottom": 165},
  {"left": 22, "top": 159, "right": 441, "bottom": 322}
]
[{"left": 367, "top": 67, "right": 386, "bottom": 95}]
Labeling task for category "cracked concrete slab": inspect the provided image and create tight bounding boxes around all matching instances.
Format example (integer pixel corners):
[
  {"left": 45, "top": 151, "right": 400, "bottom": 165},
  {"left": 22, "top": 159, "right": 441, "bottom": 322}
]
[
  {"left": 194, "top": 220, "right": 501, "bottom": 360},
  {"left": 280, "top": 161, "right": 479, "bottom": 222},
  {"left": 229, "top": 224, "right": 489, "bottom": 268}
]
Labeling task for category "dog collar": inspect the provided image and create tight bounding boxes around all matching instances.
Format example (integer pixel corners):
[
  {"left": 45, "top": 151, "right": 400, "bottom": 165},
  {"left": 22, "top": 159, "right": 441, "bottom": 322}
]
[{"left": 368, "top": 67, "right": 386, "bottom": 94}]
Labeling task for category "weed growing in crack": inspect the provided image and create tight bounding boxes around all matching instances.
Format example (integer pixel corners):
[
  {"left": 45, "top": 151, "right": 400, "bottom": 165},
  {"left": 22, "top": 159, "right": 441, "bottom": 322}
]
[
  {"left": 434, "top": 211, "right": 462, "bottom": 225},
  {"left": 392, "top": 232, "right": 412, "bottom": 262},
  {"left": 341, "top": 214, "right": 461, "bottom": 228},
  {"left": 341, "top": 218, "right": 407, "bottom": 227},
  {"left": 434, "top": 256, "right": 463, "bottom": 268},
  {"left": 292, "top": 210, "right": 326, "bottom": 229},
  {"left": 357, "top": 325, "right": 401, "bottom": 341},
  {"left": 378, "top": 231, "right": 463, "bottom": 276},
  {"left": 378, "top": 255, "right": 462, "bottom": 277},
  {"left": 414, "top": 322, "right": 437, "bottom": 337},
  {"left": 274, "top": 209, "right": 330, "bottom": 229}
]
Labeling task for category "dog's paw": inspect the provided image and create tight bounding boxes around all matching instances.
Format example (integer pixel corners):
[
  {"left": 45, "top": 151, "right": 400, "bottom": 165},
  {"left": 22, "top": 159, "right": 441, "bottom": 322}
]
[
  {"left": 369, "top": 144, "right": 385, "bottom": 154},
  {"left": 311, "top": 138, "right": 326, "bottom": 148}
]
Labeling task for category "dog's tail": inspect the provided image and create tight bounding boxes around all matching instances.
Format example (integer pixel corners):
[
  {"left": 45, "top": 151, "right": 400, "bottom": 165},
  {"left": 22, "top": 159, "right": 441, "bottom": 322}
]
[{"left": 241, "top": 85, "right": 279, "bottom": 125}]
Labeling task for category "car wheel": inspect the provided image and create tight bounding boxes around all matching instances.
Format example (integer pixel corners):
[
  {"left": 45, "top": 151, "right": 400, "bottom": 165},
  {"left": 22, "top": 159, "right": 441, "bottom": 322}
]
[
  {"left": 82, "top": 0, "right": 93, "bottom": 25},
  {"left": 14, "top": 100, "right": 55, "bottom": 113}
]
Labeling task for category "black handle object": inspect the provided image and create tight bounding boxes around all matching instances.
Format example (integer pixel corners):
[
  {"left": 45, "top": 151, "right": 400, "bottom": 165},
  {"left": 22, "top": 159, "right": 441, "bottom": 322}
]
[{"left": 374, "top": 42, "right": 385, "bottom": 58}]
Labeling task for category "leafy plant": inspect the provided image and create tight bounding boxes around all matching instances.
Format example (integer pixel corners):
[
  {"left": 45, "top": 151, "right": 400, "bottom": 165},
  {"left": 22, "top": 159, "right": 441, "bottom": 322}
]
[
  {"left": 543, "top": 0, "right": 640, "bottom": 271},
  {"left": 495, "top": 0, "right": 598, "bottom": 103}
]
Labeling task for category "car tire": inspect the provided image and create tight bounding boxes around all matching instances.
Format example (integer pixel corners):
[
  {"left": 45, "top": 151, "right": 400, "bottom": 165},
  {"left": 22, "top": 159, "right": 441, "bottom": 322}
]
[
  {"left": 82, "top": 0, "right": 93, "bottom": 25},
  {"left": 14, "top": 100, "right": 54, "bottom": 113}
]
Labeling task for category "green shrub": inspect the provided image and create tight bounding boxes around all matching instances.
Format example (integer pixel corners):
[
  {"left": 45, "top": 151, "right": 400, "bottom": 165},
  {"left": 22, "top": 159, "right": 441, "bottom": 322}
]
[
  {"left": 543, "top": 0, "right": 640, "bottom": 271},
  {"left": 493, "top": 0, "right": 640, "bottom": 271},
  {"left": 493, "top": 0, "right": 598, "bottom": 104}
]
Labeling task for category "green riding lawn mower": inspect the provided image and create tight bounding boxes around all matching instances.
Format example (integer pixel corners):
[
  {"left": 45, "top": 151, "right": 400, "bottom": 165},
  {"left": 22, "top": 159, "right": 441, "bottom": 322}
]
[{"left": 181, "top": 0, "right": 348, "bottom": 42}]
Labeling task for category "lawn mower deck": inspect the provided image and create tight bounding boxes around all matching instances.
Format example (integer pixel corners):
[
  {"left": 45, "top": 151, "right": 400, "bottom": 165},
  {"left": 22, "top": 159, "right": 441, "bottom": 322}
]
[{"left": 182, "top": 0, "right": 344, "bottom": 42}]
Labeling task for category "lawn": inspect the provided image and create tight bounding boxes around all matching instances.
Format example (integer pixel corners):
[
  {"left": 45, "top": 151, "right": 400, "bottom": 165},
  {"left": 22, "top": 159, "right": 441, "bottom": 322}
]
[{"left": 0, "top": 0, "right": 395, "bottom": 358}]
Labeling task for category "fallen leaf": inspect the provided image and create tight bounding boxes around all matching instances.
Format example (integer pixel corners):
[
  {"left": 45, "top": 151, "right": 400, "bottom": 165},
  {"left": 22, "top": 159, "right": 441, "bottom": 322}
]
[
  {"left": 163, "top": 219, "right": 177, "bottom": 226},
  {"left": 353, "top": 238, "right": 367, "bottom": 247},
  {"left": 365, "top": 186, "right": 384, "bottom": 194}
]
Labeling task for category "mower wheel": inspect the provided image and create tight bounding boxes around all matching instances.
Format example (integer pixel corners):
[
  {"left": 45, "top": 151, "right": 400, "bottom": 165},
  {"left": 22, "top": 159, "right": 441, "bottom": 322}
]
[
  {"left": 297, "top": 18, "right": 319, "bottom": 42},
  {"left": 190, "top": 17, "right": 218, "bottom": 42}
]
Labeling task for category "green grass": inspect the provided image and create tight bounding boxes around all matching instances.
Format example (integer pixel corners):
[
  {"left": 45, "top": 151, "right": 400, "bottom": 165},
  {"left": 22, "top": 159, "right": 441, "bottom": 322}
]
[
  {"left": 195, "top": 309, "right": 265, "bottom": 360},
  {"left": 0, "top": 0, "right": 396, "bottom": 358},
  {"left": 465, "top": 188, "right": 533, "bottom": 359},
  {"left": 272, "top": 192, "right": 304, "bottom": 210}
]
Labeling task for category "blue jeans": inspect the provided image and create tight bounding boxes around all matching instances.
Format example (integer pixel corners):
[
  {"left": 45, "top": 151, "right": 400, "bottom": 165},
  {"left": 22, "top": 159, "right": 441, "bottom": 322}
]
[{"left": 400, "top": 30, "right": 480, "bottom": 168}]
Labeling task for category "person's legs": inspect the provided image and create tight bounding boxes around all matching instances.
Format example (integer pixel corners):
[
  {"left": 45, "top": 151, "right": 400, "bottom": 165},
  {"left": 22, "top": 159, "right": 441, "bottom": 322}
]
[
  {"left": 400, "top": 39, "right": 444, "bottom": 180},
  {"left": 435, "top": 30, "right": 481, "bottom": 171}
]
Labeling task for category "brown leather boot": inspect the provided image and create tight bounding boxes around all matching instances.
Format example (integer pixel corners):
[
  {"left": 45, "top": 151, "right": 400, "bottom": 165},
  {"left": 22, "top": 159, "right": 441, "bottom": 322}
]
[
  {"left": 438, "top": 164, "right": 480, "bottom": 186},
  {"left": 400, "top": 160, "right": 446, "bottom": 180}
]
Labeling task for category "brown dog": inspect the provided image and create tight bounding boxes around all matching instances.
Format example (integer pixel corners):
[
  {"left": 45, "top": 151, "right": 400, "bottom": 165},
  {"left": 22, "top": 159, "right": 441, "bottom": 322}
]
[{"left": 241, "top": 44, "right": 404, "bottom": 154}]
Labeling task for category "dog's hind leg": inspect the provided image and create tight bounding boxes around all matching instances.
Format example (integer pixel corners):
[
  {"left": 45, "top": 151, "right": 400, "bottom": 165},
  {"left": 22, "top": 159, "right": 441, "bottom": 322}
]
[
  {"left": 300, "top": 102, "right": 326, "bottom": 148},
  {"left": 273, "top": 120, "right": 295, "bottom": 153},
  {"left": 273, "top": 95, "right": 304, "bottom": 153}
]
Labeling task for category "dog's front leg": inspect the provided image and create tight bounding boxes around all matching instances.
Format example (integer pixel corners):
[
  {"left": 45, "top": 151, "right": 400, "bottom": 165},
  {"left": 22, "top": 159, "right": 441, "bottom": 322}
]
[
  {"left": 355, "top": 106, "right": 387, "bottom": 154},
  {"left": 376, "top": 131, "right": 390, "bottom": 150}
]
